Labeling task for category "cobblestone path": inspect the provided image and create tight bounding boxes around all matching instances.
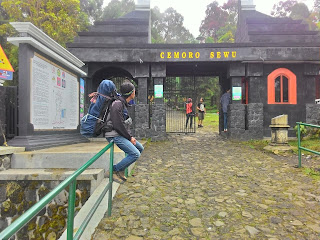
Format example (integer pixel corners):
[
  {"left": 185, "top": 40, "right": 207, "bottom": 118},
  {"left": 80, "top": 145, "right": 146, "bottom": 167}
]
[{"left": 93, "top": 127, "right": 320, "bottom": 240}]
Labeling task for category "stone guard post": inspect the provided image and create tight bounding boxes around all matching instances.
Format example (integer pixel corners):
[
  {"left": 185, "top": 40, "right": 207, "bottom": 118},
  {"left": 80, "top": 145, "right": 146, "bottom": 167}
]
[{"left": 269, "top": 115, "right": 290, "bottom": 145}]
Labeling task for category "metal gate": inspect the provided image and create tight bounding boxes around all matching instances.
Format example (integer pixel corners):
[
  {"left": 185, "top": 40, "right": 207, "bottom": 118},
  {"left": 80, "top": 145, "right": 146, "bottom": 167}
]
[
  {"left": 5, "top": 86, "right": 18, "bottom": 138},
  {"left": 164, "top": 76, "right": 197, "bottom": 133}
]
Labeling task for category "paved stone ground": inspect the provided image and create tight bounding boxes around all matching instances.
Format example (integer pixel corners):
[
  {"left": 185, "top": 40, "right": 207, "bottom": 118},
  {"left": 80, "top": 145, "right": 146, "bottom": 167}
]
[{"left": 93, "top": 126, "right": 320, "bottom": 240}]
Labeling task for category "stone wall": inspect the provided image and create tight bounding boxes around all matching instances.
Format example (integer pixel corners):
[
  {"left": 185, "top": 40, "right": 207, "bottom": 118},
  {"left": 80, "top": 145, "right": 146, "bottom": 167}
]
[
  {"left": 306, "top": 104, "right": 320, "bottom": 125},
  {"left": 228, "top": 103, "right": 264, "bottom": 140},
  {"left": 246, "top": 103, "right": 264, "bottom": 139},
  {"left": 135, "top": 104, "right": 149, "bottom": 139},
  {"left": 0, "top": 179, "right": 90, "bottom": 239},
  {"left": 151, "top": 104, "right": 166, "bottom": 141},
  {"left": 0, "top": 155, "right": 11, "bottom": 171}
]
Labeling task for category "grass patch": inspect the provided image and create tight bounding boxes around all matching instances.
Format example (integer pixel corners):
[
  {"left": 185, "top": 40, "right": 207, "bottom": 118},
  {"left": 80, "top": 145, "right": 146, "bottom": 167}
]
[
  {"left": 288, "top": 138, "right": 320, "bottom": 155},
  {"left": 303, "top": 167, "right": 320, "bottom": 181},
  {"left": 239, "top": 139, "right": 270, "bottom": 151},
  {"left": 205, "top": 105, "right": 219, "bottom": 113},
  {"left": 203, "top": 112, "right": 219, "bottom": 130}
]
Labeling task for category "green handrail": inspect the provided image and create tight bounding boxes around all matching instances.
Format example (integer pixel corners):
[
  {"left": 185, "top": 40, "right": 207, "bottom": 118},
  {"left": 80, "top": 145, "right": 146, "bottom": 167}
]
[
  {"left": 296, "top": 122, "right": 320, "bottom": 168},
  {"left": 0, "top": 141, "right": 115, "bottom": 240}
]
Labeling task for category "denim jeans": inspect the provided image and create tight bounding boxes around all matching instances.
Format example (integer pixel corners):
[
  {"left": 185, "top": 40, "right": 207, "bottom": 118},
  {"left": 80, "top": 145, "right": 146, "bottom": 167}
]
[
  {"left": 223, "top": 112, "right": 228, "bottom": 130},
  {"left": 106, "top": 136, "right": 144, "bottom": 171},
  {"left": 186, "top": 113, "right": 193, "bottom": 128}
]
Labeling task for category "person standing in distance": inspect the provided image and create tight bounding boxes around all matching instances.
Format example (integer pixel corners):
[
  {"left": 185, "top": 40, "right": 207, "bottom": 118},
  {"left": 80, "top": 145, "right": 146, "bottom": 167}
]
[
  {"left": 220, "top": 89, "right": 231, "bottom": 132},
  {"left": 185, "top": 98, "right": 193, "bottom": 128},
  {"left": 197, "top": 97, "right": 206, "bottom": 128},
  {"left": 105, "top": 81, "right": 144, "bottom": 184}
]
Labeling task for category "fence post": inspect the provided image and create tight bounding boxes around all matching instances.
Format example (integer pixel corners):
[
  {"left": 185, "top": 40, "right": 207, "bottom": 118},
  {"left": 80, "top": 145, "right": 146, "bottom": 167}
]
[
  {"left": 297, "top": 123, "right": 302, "bottom": 168},
  {"left": 67, "top": 180, "right": 77, "bottom": 239},
  {"left": 108, "top": 143, "right": 114, "bottom": 217}
]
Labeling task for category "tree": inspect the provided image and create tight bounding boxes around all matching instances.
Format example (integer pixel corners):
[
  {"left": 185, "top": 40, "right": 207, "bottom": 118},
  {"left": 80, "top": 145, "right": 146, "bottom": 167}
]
[
  {"left": 101, "top": 0, "right": 135, "bottom": 20},
  {"left": 1, "top": 0, "right": 89, "bottom": 46},
  {"left": 151, "top": 7, "right": 165, "bottom": 43},
  {"left": 80, "top": 0, "right": 104, "bottom": 23},
  {"left": 271, "top": 0, "right": 298, "bottom": 17},
  {"left": 199, "top": 0, "right": 238, "bottom": 43},
  {"left": 314, "top": 0, "right": 320, "bottom": 29},
  {"left": 271, "top": 0, "right": 318, "bottom": 30},
  {"left": 151, "top": 7, "right": 194, "bottom": 43}
]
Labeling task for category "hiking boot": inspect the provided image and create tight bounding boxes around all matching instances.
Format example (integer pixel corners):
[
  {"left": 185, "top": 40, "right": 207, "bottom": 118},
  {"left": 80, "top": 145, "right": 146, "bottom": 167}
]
[
  {"left": 104, "top": 170, "right": 126, "bottom": 183},
  {"left": 119, "top": 170, "right": 127, "bottom": 180},
  {"left": 113, "top": 171, "right": 125, "bottom": 184}
]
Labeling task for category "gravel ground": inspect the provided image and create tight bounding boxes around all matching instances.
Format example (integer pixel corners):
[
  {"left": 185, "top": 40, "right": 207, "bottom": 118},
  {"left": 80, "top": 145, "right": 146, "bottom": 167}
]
[{"left": 92, "top": 125, "right": 320, "bottom": 240}]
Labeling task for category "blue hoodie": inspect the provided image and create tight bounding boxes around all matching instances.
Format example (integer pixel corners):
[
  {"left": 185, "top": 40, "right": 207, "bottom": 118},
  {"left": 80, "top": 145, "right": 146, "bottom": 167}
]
[{"left": 80, "top": 80, "right": 117, "bottom": 137}]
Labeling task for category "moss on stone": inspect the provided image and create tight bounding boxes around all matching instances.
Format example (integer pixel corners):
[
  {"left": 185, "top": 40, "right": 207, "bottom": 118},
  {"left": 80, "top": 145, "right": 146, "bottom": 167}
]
[
  {"left": 6, "top": 182, "right": 24, "bottom": 203},
  {"left": 47, "top": 203, "right": 58, "bottom": 217},
  {"left": 39, "top": 221, "right": 50, "bottom": 234},
  {"left": 75, "top": 191, "right": 80, "bottom": 207},
  {"left": 29, "top": 181, "right": 40, "bottom": 190},
  {"left": 1, "top": 199, "right": 17, "bottom": 217},
  {"left": 80, "top": 188, "right": 89, "bottom": 205},
  {"left": 57, "top": 206, "right": 67, "bottom": 217},
  {"left": 50, "top": 214, "right": 66, "bottom": 231},
  {"left": 45, "top": 231, "right": 57, "bottom": 240},
  {"left": 16, "top": 200, "right": 28, "bottom": 214},
  {"left": 28, "top": 221, "right": 37, "bottom": 231},
  {"left": 38, "top": 185, "right": 50, "bottom": 200}
]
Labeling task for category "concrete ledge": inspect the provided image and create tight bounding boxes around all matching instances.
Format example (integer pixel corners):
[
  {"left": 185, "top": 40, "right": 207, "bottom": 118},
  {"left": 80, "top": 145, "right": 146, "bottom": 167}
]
[
  {"left": 0, "top": 169, "right": 105, "bottom": 194},
  {"left": 11, "top": 142, "right": 125, "bottom": 170},
  {"left": 0, "top": 146, "right": 25, "bottom": 155},
  {"left": 0, "top": 168, "right": 103, "bottom": 180}
]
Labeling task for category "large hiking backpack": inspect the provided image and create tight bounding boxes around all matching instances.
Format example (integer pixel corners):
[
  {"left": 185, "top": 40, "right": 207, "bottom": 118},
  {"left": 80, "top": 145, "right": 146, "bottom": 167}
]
[{"left": 80, "top": 80, "right": 118, "bottom": 138}]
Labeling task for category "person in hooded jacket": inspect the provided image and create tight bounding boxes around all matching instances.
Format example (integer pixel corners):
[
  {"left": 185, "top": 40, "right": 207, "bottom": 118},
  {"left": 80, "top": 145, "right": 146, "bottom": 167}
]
[{"left": 105, "top": 81, "right": 144, "bottom": 183}]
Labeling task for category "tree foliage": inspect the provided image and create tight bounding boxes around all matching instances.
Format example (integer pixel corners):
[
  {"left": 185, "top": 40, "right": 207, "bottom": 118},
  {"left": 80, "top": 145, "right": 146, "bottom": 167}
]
[
  {"left": 271, "top": 0, "right": 319, "bottom": 30},
  {"left": 151, "top": 7, "right": 194, "bottom": 43},
  {"left": 271, "top": 0, "right": 298, "bottom": 17},
  {"left": 80, "top": 0, "right": 104, "bottom": 23},
  {"left": 101, "top": 0, "right": 135, "bottom": 20},
  {"left": 1, "top": 0, "right": 89, "bottom": 46},
  {"left": 199, "top": 0, "right": 237, "bottom": 43}
]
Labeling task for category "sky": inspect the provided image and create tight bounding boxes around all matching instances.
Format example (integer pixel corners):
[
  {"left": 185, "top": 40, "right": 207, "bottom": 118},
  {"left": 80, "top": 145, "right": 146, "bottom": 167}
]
[{"left": 103, "top": 0, "right": 315, "bottom": 37}]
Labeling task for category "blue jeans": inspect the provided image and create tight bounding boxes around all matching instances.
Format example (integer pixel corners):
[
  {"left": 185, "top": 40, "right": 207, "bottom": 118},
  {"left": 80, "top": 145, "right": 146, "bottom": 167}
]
[
  {"left": 106, "top": 136, "right": 144, "bottom": 171},
  {"left": 223, "top": 112, "right": 228, "bottom": 130}
]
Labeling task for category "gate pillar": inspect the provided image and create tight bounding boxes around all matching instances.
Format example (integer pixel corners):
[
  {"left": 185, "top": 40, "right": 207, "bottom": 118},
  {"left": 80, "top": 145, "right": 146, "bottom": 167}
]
[
  {"left": 151, "top": 77, "right": 166, "bottom": 140},
  {"left": 134, "top": 77, "right": 149, "bottom": 138}
]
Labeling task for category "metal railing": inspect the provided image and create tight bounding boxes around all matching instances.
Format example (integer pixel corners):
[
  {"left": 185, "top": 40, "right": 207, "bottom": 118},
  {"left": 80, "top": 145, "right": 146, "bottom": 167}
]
[
  {"left": 296, "top": 122, "right": 320, "bottom": 168},
  {"left": 0, "top": 141, "right": 116, "bottom": 240}
]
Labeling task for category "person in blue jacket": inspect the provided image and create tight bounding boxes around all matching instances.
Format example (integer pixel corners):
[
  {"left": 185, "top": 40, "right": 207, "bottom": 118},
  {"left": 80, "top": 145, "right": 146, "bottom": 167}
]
[{"left": 220, "top": 89, "right": 231, "bottom": 132}]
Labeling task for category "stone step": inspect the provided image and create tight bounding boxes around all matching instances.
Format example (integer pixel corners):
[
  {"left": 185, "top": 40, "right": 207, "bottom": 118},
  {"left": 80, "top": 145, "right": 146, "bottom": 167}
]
[
  {"left": 0, "top": 168, "right": 105, "bottom": 194},
  {"left": 11, "top": 142, "right": 125, "bottom": 170}
]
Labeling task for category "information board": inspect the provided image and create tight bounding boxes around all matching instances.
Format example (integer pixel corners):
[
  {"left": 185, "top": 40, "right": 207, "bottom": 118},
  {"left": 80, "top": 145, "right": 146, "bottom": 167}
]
[
  {"left": 154, "top": 85, "right": 163, "bottom": 98},
  {"left": 232, "top": 87, "right": 242, "bottom": 101},
  {"left": 31, "top": 54, "right": 79, "bottom": 130}
]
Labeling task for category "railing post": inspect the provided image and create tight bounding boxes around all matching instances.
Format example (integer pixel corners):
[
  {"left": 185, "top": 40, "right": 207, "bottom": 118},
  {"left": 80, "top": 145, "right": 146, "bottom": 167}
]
[
  {"left": 67, "top": 180, "right": 77, "bottom": 240},
  {"left": 297, "top": 123, "right": 302, "bottom": 168},
  {"left": 108, "top": 143, "right": 114, "bottom": 217}
]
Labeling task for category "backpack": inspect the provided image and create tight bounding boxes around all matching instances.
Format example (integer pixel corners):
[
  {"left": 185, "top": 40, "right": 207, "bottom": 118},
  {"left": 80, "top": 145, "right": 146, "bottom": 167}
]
[{"left": 80, "top": 80, "right": 118, "bottom": 138}]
